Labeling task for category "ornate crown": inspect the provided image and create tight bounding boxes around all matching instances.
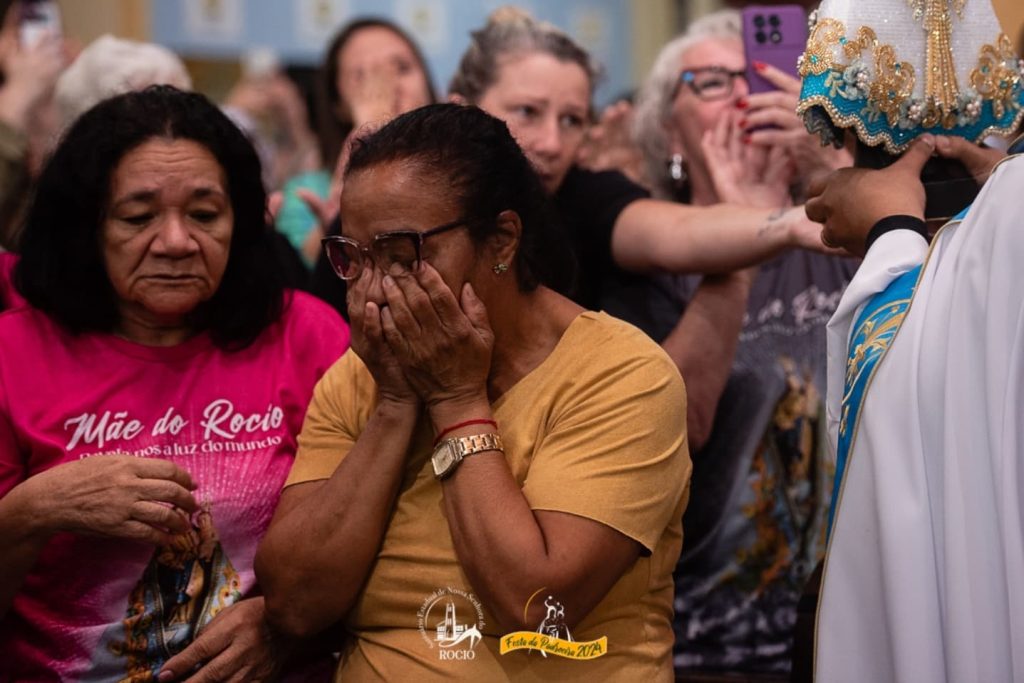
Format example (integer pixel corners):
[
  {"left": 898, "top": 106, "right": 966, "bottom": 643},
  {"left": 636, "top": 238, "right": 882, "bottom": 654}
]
[{"left": 797, "top": 0, "right": 1024, "bottom": 154}]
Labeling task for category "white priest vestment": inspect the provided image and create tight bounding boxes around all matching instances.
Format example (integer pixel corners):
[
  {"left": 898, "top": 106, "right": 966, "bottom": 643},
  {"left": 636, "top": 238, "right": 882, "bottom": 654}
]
[{"left": 817, "top": 153, "right": 1024, "bottom": 683}]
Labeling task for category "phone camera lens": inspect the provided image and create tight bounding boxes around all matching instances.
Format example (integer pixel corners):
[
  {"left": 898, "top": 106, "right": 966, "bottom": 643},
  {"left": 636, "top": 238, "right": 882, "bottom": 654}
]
[
  {"left": 753, "top": 15, "right": 766, "bottom": 28},
  {"left": 770, "top": 30, "right": 783, "bottom": 44},
  {"left": 756, "top": 31, "right": 767, "bottom": 44},
  {"left": 769, "top": 15, "right": 781, "bottom": 27}
]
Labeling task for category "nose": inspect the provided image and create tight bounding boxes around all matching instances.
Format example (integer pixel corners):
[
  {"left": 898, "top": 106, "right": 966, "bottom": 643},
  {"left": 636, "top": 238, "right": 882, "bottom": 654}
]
[
  {"left": 152, "top": 212, "right": 199, "bottom": 257},
  {"left": 531, "top": 116, "right": 564, "bottom": 159}
]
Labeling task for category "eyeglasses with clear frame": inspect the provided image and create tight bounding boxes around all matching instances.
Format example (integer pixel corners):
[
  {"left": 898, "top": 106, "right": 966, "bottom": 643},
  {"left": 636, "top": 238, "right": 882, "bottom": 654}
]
[
  {"left": 321, "top": 218, "right": 468, "bottom": 281},
  {"left": 677, "top": 66, "right": 747, "bottom": 101}
]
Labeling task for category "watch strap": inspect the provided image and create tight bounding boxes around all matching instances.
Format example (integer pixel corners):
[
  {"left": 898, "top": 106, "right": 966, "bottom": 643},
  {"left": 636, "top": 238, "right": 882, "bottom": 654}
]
[{"left": 451, "top": 432, "right": 503, "bottom": 458}]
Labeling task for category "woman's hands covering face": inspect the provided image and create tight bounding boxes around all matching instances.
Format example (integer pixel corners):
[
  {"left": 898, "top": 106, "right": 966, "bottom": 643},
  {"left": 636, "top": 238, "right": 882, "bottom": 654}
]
[
  {"left": 379, "top": 263, "right": 494, "bottom": 412},
  {"left": 347, "top": 268, "right": 421, "bottom": 407},
  {"left": 348, "top": 261, "right": 494, "bottom": 411}
]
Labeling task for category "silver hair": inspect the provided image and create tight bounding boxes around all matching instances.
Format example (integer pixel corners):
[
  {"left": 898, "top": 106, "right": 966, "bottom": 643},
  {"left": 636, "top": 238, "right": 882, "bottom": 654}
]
[
  {"left": 632, "top": 9, "right": 741, "bottom": 198},
  {"left": 55, "top": 35, "right": 192, "bottom": 132},
  {"left": 449, "top": 6, "right": 603, "bottom": 108}
]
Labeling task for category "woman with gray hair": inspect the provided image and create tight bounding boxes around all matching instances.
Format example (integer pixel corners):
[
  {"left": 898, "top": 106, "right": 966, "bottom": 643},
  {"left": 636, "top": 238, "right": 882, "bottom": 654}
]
[
  {"left": 625, "top": 9, "right": 855, "bottom": 680},
  {"left": 447, "top": 7, "right": 829, "bottom": 314}
]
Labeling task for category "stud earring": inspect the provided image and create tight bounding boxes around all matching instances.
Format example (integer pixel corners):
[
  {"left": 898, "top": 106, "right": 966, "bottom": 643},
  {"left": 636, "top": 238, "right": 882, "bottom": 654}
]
[{"left": 492, "top": 263, "right": 509, "bottom": 275}]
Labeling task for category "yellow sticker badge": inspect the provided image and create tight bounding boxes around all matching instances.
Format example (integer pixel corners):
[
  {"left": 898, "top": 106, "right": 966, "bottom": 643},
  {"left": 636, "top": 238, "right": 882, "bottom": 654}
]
[{"left": 499, "top": 590, "right": 607, "bottom": 660}]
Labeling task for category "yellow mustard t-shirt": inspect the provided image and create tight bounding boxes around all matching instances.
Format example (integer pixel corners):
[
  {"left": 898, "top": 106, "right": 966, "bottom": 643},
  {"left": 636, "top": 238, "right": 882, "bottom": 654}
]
[{"left": 286, "top": 311, "right": 691, "bottom": 681}]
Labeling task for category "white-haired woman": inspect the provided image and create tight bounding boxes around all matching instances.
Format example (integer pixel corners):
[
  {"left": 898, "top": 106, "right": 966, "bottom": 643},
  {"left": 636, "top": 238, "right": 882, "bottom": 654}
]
[{"left": 624, "top": 10, "right": 855, "bottom": 680}]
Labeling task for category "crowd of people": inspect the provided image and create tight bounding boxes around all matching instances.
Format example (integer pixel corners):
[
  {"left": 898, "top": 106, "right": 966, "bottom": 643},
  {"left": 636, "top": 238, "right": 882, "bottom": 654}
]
[{"left": 0, "top": 0, "right": 1022, "bottom": 681}]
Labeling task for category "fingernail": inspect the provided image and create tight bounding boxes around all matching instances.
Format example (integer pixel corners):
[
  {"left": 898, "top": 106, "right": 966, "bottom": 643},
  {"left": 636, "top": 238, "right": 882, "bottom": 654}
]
[
  {"left": 738, "top": 118, "right": 748, "bottom": 128},
  {"left": 157, "top": 670, "right": 173, "bottom": 682},
  {"left": 736, "top": 98, "right": 748, "bottom": 109},
  {"left": 753, "top": 61, "right": 767, "bottom": 72},
  {"left": 743, "top": 134, "right": 752, "bottom": 144},
  {"left": 383, "top": 275, "right": 395, "bottom": 288}
]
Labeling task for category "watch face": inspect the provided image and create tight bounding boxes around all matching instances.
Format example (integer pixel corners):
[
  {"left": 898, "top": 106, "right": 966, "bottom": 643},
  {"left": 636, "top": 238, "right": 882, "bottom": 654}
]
[{"left": 432, "top": 444, "right": 457, "bottom": 478}]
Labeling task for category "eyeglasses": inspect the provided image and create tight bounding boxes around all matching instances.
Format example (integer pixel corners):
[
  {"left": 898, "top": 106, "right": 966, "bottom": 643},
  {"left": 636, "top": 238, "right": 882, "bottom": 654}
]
[
  {"left": 677, "top": 67, "right": 747, "bottom": 101},
  {"left": 322, "top": 218, "right": 468, "bottom": 281}
]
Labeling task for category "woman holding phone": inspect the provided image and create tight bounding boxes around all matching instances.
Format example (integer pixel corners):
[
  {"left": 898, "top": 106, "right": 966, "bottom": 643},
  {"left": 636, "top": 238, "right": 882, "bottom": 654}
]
[{"left": 628, "top": 10, "right": 854, "bottom": 679}]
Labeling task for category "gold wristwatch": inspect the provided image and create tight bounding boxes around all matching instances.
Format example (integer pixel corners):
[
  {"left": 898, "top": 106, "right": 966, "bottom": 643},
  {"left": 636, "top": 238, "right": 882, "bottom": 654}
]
[{"left": 431, "top": 433, "right": 504, "bottom": 480}]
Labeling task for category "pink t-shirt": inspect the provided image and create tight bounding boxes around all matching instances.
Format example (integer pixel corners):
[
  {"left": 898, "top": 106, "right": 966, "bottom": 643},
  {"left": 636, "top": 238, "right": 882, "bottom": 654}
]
[{"left": 0, "top": 291, "right": 349, "bottom": 682}]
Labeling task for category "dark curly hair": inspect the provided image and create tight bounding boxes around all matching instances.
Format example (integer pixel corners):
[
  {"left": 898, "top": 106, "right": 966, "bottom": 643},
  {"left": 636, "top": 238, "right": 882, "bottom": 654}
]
[
  {"left": 345, "top": 103, "right": 575, "bottom": 293},
  {"left": 15, "top": 85, "right": 284, "bottom": 349}
]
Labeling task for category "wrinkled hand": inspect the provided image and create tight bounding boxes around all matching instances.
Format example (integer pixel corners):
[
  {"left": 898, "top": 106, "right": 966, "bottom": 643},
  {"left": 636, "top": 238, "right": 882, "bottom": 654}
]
[
  {"left": 703, "top": 108, "right": 793, "bottom": 208},
  {"left": 347, "top": 268, "right": 420, "bottom": 406},
  {"left": 25, "top": 455, "right": 197, "bottom": 544},
  {"left": 743, "top": 63, "right": 852, "bottom": 182},
  {"left": 158, "top": 598, "right": 285, "bottom": 683},
  {"left": 379, "top": 263, "right": 494, "bottom": 411},
  {"left": 806, "top": 135, "right": 933, "bottom": 257}
]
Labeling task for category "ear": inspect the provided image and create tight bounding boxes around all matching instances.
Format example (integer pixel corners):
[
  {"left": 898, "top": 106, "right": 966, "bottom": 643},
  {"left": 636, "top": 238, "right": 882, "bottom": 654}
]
[
  {"left": 488, "top": 210, "right": 522, "bottom": 269},
  {"left": 448, "top": 93, "right": 467, "bottom": 105}
]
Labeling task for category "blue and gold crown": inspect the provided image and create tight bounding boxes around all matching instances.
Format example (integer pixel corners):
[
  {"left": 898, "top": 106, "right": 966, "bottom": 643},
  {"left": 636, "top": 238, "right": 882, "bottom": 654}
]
[{"left": 797, "top": 0, "right": 1024, "bottom": 154}]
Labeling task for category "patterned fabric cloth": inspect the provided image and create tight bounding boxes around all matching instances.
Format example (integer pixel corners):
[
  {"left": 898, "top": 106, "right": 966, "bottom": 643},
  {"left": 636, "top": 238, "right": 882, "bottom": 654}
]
[{"left": 605, "top": 249, "right": 855, "bottom": 673}]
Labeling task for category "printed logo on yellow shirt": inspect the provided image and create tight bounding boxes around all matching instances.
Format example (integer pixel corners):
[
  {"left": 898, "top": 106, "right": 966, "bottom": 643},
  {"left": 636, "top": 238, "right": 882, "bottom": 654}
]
[
  {"left": 500, "top": 590, "right": 608, "bottom": 660},
  {"left": 417, "top": 587, "right": 486, "bottom": 661}
]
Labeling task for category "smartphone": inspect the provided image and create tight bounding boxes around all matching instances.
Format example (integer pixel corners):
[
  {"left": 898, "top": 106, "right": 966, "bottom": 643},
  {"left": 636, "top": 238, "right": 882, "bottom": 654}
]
[
  {"left": 741, "top": 5, "right": 808, "bottom": 94},
  {"left": 19, "top": 0, "right": 61, "bottom": 49}
]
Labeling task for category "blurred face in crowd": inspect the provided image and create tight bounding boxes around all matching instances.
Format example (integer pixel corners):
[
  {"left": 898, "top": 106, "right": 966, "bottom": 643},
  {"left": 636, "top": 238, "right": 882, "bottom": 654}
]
[
  {"left": 669, "top": 36, "right": 748, "bottom": 174},
  {"left": 336, "top": 26, "right": 433, "bottom": 120},
  {"left": 102, "top": 138, "right": 233, "bottom": 334},
  {"left": 475, "top": 51, "right": 591, "bottom": 195}
]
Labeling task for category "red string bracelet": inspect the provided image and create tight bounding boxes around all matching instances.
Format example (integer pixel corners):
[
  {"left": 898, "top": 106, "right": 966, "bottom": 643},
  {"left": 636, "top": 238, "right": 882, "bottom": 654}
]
[{"left": 432, "top": 418, "right": 498, "bottom": 446}]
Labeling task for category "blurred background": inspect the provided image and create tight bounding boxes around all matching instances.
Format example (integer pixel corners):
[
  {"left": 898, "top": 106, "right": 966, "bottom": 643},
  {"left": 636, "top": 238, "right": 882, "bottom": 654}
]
[{"left": 58, "top": 0, "right": 1024, "bottom": 108}]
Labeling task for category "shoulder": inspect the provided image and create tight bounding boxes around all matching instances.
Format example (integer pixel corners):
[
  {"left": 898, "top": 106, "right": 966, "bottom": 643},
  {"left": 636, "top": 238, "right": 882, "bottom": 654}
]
[
  {"left": 0, "top": 304, "right": 60, "bottom": 342},
  {"left": 558, "top": 166, "right": 650, "bottom": 204},
  {"left": 280, "top": 291, "right": 349, "bottom": 336},
  {"left": 247, "top": 291, "right": 349, "bottom": 368},
  {"left": 562, "top": 311, "right": 684, "bottom": 394},
  {"left": 987, "top": 151, "right": 1024, "bottom": 187}
]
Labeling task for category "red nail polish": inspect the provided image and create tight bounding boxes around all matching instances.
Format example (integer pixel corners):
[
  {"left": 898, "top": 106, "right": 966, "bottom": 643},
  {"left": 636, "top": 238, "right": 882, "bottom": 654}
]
[
  {"left": 742, "top": 134, "right": 752, "bottom": 144},
  {"left": 753, "top": 61, "right": 767, "bottom": 72},
  {"left": 739, "top": 118, "right": 748, "bottom": 128},
  {"left": 736, "top": 98, "right": 748, "bottom": 109}
]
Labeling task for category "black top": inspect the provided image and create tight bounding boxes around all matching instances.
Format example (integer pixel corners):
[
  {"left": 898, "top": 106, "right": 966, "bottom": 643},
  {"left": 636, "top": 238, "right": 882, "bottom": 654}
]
[
  {"left": 308, "top": 167, "right": 650, "bottom": 317},
  {"left": 552, "top": 167, "right": 650, "bottom": 310}
]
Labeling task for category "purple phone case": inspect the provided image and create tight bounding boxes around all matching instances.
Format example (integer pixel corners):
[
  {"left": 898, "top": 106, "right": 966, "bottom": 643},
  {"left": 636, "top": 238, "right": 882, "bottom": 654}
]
[{"left": 742, "top": 5, "right": 808, "bottom": 94}]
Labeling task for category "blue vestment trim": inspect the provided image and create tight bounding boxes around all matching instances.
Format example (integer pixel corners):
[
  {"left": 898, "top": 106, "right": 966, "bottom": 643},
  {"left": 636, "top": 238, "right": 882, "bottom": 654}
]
[
  {"left": 827, "top": 265, "right": 922, "bottom": 536},
  {"left": 800, "top": 69, "right": 1024, "bottom": 154}
]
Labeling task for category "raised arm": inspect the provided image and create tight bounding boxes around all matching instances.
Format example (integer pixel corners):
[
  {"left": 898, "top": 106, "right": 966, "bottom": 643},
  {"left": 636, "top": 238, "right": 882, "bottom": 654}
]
[
  {"left": 612, "top": 199, "right": 823, "bottom": 275},
  {"left": 661, "top": 270, "right": 754, "bottom": 451}
]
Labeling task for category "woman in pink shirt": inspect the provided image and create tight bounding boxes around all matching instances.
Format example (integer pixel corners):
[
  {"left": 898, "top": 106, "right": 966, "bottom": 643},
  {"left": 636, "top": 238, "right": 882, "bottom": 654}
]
[{"left": 0, "top": 86, "right": 348, "bottom": 682}]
